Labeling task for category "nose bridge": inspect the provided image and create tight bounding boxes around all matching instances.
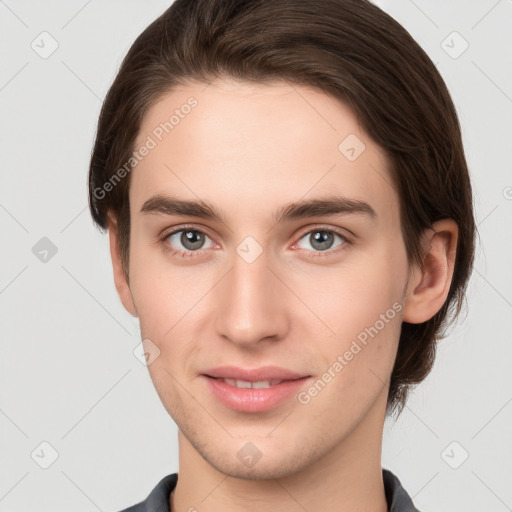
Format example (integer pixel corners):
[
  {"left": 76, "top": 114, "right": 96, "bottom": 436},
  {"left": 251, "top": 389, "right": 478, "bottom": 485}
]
[{"left": 214, "top": 241, "right": 287, "bottom": 345}]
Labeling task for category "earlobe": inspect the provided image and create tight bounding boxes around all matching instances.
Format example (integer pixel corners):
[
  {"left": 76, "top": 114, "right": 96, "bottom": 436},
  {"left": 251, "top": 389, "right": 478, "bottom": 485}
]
[
  {"left": 402, "top": 219, "right": 458, "bottom": 324},
  {"left": 107, "top": 214, "right": 138, "bottom": 317}
]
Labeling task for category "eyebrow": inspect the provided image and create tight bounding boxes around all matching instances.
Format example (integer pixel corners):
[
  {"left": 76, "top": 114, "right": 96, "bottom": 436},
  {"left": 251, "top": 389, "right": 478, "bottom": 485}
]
[{"left": 140, "top": 194, "right": 377, "bottom": 224}]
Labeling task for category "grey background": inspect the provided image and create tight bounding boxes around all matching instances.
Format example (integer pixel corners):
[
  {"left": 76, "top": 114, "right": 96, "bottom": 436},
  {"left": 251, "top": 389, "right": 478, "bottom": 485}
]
[{"left": 1, "top": 1, "right": 511, "bottom": 511}]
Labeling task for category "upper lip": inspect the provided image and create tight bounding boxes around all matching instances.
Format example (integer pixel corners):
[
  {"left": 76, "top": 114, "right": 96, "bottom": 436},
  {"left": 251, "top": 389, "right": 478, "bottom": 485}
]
[{"left": 203, "top": 365, "right": 309, "bottom": 382}]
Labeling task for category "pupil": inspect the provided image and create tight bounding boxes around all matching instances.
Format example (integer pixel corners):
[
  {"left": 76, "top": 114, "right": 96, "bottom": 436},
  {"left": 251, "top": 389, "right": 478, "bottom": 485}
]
[
  {"left": 311, "top": 231, "right": 333, "bottom": 250},
  {"left": 182, "top": 230, "right": 203, "bottom": 250}
]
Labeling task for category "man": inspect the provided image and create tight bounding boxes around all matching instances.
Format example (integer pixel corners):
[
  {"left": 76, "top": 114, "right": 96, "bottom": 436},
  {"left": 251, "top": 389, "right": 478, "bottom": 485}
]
[{"left": 88, "top": 1, "right": 476, "bottom": 510}]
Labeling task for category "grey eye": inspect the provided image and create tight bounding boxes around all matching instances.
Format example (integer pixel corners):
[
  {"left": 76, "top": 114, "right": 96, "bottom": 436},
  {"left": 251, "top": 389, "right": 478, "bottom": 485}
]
[
  {"left": 296, "top": 230, "right": 345, "bottom": 252},
  {"left": 167, "top": 229, "right": 213, "bottom": 251}
]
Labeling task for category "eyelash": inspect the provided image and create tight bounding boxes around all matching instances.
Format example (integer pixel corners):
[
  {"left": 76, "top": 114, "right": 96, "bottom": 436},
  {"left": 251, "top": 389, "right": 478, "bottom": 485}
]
[{"left": 158, "top": 225, "right": 352, "bottom": 259}]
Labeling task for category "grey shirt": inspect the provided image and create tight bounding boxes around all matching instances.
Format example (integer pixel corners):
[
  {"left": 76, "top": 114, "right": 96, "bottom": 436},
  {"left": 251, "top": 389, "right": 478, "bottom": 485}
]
[{"left": 117, "top": 469, "right": 420, "bottom": 512}]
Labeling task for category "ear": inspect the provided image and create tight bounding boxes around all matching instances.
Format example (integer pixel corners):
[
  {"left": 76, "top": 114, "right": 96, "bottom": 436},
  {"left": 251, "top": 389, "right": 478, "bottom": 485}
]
[
  {"left": 402, "top": 219, "right": 458, "bottom": 324},
  {"left": 107, "top": 213, "right": 138, "bottom": 317}
]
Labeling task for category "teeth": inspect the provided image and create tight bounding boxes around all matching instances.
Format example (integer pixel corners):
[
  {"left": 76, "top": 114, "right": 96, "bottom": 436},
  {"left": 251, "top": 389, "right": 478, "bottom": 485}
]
[{"left": 222, "top": 378, "right": 283, "bottom": 388}]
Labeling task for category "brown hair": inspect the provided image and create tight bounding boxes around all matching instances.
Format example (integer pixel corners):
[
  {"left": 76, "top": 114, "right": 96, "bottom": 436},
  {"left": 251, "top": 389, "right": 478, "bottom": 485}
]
[{"left": 88, "top": 0, "right": 476, "bottom": 416}]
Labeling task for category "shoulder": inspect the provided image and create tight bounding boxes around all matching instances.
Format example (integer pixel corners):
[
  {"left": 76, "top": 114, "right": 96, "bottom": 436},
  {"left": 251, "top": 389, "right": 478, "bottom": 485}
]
[
  {"left": 383, "top": 469, "right": 421, "bottom": 512},
  {"left": 113, "top": 473, "right": 178, "bottom": 512}
]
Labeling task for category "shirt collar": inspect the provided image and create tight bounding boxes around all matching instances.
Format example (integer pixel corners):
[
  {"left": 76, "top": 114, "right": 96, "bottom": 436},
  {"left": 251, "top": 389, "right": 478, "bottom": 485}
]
[{"left": 127, "top": 469, "right": 420, "bottom": 512}]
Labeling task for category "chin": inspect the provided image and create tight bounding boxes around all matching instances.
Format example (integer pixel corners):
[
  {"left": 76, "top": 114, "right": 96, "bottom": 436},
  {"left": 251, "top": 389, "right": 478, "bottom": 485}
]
[{"left": 213, "top": 458, "right": 302, "bottom": 481}]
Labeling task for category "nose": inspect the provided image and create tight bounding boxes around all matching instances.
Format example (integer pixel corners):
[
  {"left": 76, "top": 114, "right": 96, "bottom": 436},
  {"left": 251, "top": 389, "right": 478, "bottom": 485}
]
[{"left": 213, "top": 246, "right": 290, "bottom": 348}]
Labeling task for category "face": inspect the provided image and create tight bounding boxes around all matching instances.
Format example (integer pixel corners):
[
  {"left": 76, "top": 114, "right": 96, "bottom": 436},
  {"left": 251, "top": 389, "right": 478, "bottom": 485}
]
[{"left": 116, "top": 78, "right": 414, "bottom": 480}]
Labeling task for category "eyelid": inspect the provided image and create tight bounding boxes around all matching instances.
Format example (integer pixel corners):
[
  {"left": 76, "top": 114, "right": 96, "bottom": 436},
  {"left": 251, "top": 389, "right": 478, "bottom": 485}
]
[
  {"left": 159, "top": 224, "right": 215, "bottom": 241},
  {"left": 295, "top": 223, "right": 352, "bottom": 239}
]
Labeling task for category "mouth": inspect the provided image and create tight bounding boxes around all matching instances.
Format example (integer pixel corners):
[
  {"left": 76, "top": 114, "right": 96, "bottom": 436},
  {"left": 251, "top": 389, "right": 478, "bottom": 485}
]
[
  {"left": 205, "top": 376, "right": 300, "bottom": 389},
  {"left": 202, "top": 364, "right": 309, "bottom": 382},
  {"left": 201, "top": 368, "right": 312, "bottom": 413}
]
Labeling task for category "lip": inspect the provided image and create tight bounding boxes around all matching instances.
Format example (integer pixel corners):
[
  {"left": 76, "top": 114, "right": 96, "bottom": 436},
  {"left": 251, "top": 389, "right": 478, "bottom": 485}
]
[
  {"left": 201, "top": 365, "right": 311, "bottom": 413},
  {"left": 202, "top": 365, "right": 308, "bottom": 382}
]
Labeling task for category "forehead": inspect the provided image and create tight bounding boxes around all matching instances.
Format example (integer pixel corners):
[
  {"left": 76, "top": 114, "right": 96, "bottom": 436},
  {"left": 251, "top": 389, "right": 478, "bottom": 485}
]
[{"left": 131, "top": 78, "right": 397, "bottom": 226}]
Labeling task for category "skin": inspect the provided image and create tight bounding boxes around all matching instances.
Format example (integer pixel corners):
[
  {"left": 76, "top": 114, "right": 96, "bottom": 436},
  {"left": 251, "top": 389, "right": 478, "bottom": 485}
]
[{"left": 108, "top": 78, "right": 458, "bottom": 512}]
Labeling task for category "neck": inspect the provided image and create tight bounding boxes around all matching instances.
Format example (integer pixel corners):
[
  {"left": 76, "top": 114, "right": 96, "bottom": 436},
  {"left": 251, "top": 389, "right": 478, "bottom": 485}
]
[{"left": 170, "top": 392, "right": 389, "bottom": 512}]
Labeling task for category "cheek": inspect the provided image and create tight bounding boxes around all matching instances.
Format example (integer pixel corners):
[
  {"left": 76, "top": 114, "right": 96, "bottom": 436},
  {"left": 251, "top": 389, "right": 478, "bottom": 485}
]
[
  {"left": 294, "top": 244, "right": 405, "bottom": 387},
  {"left": 127, "top": 235, "right": 208, "bottom": 335},
  {"left": 297, "top": 246, "right": 405, "bottom": 335}
]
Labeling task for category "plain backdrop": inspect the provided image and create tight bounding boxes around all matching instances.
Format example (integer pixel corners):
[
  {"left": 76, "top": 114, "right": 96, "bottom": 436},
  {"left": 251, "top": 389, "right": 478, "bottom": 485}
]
[{"left": 1, "top": 1, "right": 511, "bottom": 511}]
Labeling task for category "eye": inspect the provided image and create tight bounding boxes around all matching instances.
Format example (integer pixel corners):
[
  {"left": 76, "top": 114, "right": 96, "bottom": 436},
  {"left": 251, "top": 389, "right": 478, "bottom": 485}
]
[
  {"left": 161, "top": 227, "right": 215, "bottom": 256},
  {"left": 159, "top": 225, "right": 351, "bottom": 259},
  {"left": 293, "top": 227, "right": 350, "bottom": 256}
]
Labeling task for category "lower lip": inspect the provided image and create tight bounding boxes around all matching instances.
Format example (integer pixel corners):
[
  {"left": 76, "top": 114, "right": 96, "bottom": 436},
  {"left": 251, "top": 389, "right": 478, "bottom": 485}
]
[{"left": 202, "top": 375, "right": 311, "bottom": 413}]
